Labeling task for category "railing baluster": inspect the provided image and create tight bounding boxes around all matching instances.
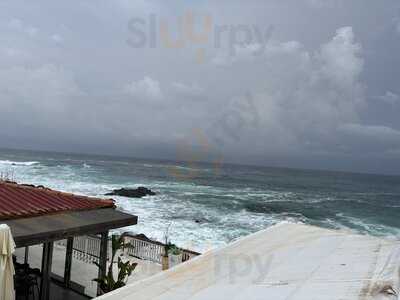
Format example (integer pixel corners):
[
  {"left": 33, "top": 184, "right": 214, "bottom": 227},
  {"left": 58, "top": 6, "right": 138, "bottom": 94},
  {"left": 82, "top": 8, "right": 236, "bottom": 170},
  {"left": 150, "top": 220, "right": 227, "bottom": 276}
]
[{"left": 55, "top": 233, "right": 199, "bottom": 266}]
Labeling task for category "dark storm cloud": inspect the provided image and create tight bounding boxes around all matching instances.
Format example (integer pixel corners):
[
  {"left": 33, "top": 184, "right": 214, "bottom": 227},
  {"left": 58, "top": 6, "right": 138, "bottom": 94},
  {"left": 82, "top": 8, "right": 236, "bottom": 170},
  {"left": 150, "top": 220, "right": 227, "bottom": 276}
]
[{"left": 0, "top": 0, "right": 400, "bottom": 174}]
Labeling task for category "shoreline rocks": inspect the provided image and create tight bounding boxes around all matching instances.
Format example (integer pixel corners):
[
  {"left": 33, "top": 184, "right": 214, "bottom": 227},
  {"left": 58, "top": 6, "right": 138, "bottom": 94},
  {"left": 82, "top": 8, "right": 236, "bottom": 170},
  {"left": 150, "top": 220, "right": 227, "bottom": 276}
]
[{"left": 105, "top": 187, "right": 156, "bottom": 198}]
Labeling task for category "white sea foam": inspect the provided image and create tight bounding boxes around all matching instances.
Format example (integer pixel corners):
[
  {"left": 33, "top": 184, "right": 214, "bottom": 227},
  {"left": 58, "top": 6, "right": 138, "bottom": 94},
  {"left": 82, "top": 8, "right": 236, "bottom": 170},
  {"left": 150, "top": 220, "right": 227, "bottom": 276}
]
[
  {"left": 0, "top": 160, "right": 39, "bottom": 166},
  {"left": 337, "top": 214, "right": 400, "bottom": 239}
]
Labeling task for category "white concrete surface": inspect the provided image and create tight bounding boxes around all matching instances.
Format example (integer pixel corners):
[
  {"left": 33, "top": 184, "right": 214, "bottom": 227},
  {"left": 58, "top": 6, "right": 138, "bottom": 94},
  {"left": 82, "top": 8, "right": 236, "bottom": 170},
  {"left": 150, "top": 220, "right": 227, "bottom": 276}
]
[
  {"left": 15, "top": 243, "right": 162, "bottom": 297},
  {"left": 95, "top": 223, "right": 400, "bottom": 300}
]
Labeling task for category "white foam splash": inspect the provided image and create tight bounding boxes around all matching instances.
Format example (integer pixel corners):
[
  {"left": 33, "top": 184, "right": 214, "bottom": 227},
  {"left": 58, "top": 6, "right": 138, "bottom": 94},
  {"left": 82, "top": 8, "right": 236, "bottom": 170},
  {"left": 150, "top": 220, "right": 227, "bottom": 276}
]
[{"left": 0, "top": 160, "right": 39, "bottom": 166}]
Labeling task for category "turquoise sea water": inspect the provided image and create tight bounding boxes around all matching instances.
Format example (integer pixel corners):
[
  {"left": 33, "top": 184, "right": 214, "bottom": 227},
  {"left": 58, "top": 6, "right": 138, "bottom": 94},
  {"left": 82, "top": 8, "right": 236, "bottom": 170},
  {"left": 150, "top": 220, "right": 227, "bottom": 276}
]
[{"left": 1, "top": 148, "right": 400, "bottom": 251}]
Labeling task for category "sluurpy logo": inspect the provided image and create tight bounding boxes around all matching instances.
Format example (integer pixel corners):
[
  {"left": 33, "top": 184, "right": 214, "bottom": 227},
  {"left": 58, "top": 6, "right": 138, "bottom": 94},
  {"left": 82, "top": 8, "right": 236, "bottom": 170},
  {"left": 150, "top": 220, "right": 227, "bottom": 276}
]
[{"left": 127, "top": 11, "right": 274, "bottom": 63}]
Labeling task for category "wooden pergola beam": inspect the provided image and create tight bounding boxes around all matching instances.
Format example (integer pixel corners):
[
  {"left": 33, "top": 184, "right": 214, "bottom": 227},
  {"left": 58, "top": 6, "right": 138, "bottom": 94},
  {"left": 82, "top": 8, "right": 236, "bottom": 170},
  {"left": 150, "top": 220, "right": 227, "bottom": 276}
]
[
  {"left": 64, "top": 237, "right": 74, "bottom": 288},
  {"left": 40, "top": 242, "right": 54, "bottom": 300},
  {"left": 24, "top": 246, "right": 29, "bottom": 264},
  {"left": 97, "top": 231, "right": 109, "bottom": 296}
]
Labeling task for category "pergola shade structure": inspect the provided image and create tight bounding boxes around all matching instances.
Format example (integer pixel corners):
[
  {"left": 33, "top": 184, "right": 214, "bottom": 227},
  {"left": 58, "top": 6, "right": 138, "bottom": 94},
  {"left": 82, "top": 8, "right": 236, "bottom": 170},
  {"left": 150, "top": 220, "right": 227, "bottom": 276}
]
[
  {"left": 7, "top": 208, "right": 137, "bottom": 248},
  {"left": 0, "top": 181, "right": 138, "bottom": 300}
]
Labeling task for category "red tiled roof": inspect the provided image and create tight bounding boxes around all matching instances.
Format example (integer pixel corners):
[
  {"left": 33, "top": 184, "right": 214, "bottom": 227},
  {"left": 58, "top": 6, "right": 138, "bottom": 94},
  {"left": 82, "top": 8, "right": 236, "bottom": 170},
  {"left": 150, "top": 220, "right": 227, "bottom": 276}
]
[{"left": 0, "top": 181, "right": 115, "bottom": 220}]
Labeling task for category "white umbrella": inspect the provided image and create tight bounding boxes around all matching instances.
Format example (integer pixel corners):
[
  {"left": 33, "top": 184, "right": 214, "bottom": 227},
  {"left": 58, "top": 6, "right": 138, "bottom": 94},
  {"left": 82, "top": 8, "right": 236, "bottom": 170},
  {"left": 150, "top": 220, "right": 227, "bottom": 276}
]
[{"left": 0, "top": 224, "right": 15, "bottom": 300}]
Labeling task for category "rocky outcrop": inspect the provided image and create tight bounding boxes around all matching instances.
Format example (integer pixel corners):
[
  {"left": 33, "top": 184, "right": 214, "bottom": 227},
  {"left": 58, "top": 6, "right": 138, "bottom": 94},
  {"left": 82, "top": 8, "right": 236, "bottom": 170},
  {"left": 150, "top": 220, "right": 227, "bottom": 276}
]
[
  {"left": 105, "top": 187, "right": 156, "bottom": 198},
  {"left": 194, "top": 218, "right": 209, "bottom": 224}
]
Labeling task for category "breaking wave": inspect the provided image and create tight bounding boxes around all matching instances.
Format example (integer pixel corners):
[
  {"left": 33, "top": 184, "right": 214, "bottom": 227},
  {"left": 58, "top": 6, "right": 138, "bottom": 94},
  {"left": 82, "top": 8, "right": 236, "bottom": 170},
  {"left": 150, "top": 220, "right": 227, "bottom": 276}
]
[{"left": 0, "top": 160, "right": 39, "bottom": 166}]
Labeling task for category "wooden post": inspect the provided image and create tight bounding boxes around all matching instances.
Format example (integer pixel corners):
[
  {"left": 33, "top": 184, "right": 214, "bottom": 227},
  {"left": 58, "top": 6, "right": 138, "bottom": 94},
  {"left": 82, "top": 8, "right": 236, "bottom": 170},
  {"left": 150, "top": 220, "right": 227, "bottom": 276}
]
[
  {"left": 40, "top": 242, "right": 54, "bottom": 300},
  {"left": 24, "top": 246, "right": 29, "bottom": 264},
  {"left": 64, "top": 237, "right": 74, "bottom": 288},
  {"left": 97, "top": 231, "right": 109, "bottom": 296}
]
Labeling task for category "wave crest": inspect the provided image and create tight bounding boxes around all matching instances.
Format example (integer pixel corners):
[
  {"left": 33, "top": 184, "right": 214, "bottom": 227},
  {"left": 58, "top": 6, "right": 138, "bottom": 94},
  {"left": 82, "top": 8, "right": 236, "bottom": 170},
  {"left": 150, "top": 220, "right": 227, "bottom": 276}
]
[{"left": 0, "top": 160, "right": 39, "bottom": 166}]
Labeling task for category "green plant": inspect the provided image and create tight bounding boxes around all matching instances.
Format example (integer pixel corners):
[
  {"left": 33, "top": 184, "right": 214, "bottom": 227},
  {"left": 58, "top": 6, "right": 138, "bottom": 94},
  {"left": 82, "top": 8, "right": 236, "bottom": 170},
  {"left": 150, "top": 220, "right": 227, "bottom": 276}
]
[
  {"left": 93, "top": 235, "right": 138, "bottom": 294},
  {"left": 169, "top": 245, "right": 182, "bottom": 256},
  {"left": 163, "top": 224, "right": 173, "bottom": 257},
  {"left": 163, "top": 242, "right": 174, "bottom": 257}
]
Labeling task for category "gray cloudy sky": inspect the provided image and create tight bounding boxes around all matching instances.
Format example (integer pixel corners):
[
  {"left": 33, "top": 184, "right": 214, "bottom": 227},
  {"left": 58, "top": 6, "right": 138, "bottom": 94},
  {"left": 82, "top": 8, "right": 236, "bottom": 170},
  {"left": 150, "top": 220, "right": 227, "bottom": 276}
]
[{"left": 1, "top": 0, "right": 400, "bottom": 175}]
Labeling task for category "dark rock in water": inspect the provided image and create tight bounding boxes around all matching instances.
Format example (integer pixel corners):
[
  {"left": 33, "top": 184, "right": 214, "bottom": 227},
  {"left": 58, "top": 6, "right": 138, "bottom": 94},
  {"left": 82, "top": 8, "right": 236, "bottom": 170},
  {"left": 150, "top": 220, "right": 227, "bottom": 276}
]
[
  {"left": 105, "top": 187, "right": 156, "bottom": 198},
  {"left": 194, "top": 218, "right": 209, "bottom": 224}
]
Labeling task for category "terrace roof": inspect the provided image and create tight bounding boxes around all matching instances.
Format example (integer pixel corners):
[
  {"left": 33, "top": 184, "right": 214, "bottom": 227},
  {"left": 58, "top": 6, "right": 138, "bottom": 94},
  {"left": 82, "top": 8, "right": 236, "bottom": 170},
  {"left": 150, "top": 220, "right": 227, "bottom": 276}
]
[
  {"left": 0, "top": 181, "right": 115, "bottom": 220},
  {"left": 0, "top": 181, "right": 137, "bottom": 247},
  {"left": 5, "top": 208, "right": 137, "bottom": 247}
]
